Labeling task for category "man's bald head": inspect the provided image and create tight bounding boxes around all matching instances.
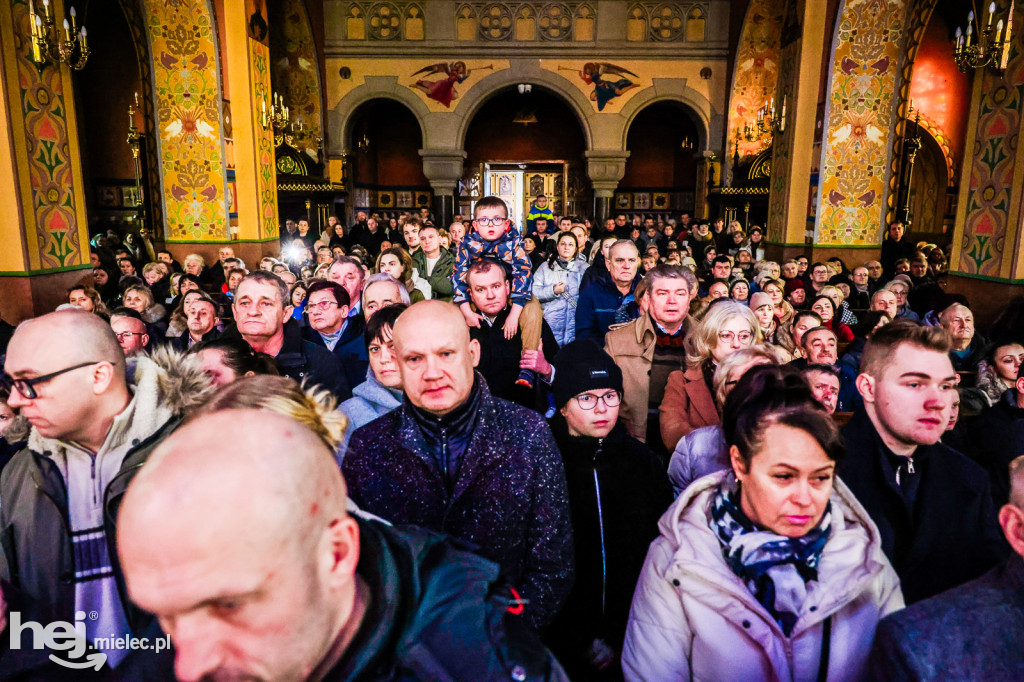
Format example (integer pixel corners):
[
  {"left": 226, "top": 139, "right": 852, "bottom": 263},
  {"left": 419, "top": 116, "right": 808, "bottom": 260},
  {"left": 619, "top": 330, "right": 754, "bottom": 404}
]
[
  {"left": 4, "top": 310, "right": 129, "bottom": 445},
  {"left": 13, "top": 309, "right": 124, "bottom": 375},
  {"left": 392, "top": 301, "right": 478, "bottom": 416},
  {"left": 119, "top": 410, "right": 360, "bottom": 682}
]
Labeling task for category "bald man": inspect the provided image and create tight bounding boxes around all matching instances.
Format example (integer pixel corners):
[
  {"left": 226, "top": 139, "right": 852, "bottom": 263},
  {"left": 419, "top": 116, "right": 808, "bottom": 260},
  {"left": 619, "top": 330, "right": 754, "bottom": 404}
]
[
  {"left": 120, "top": 410, "right": 567, "bottom": 681},
  {"left": 343, "top": 300, "right": 574, "bottom": 631},
  {"left": 0, "top": 310, "right": 214, "bottom": 673}
]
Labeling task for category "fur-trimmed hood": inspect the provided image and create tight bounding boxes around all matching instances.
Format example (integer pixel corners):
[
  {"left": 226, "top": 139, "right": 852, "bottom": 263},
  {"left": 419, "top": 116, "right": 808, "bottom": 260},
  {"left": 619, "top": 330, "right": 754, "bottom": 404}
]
[
  {"left": 2, "top": 414, "right": 31, "bottom": 444},
  {"left": 27, "top": 346, "right": 216, "bottom": 456}
]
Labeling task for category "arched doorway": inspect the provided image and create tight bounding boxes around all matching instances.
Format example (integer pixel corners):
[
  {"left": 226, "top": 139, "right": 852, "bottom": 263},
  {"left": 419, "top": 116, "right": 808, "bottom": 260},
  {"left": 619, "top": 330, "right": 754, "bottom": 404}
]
[
  {"left": 620, "top": 101, "right": 702, "bottom": 221},
  {"left": 73, "top": 1, "right": 151, "bottom": 240},
  {"left": 462, "top": 86, "right": 588, "bottom": 226},
  {"left": 343, "top": 98, "right": 430, "bottom": 224}
]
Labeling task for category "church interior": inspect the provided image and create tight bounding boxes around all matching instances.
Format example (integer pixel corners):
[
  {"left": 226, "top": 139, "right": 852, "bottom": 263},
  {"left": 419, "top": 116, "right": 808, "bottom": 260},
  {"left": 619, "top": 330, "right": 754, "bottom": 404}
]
[{"left": 0, "top": 0, "right": 1018, "bottom": 326}]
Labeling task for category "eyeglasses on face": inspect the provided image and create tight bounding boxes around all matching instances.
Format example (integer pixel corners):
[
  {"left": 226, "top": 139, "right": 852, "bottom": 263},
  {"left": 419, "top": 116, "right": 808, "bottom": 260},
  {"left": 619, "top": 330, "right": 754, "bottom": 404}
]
[
  {"left": 113, "top": 332, "right": 145, "bottom": 341},
  {"left": 718, "top": 331, "right": 754, "bottom": 343},
  {"left": 307, "top": 300, "right": 340, "bottom": 311},
  {"left": 574, "top": 390, "right": 621, "bottom": 410},
  {"left": 1, "top": 361, "right": 101, "bottom": 399},
  {"left": 474, "top": 217, "right": 508, "bottom": 226}
]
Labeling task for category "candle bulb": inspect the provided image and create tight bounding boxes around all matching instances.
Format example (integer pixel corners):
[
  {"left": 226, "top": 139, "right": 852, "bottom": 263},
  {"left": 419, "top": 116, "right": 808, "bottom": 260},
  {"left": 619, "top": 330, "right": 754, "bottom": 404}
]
[
  {"left": 80, "top": 25, "right": 87, "bottom": 49},
  {"left": 62, "top": 18, "right": 70, "bottom": 41},
  {"left": 988, "top": 1, "right": 995, "bottom": 28},
  {"left": 997, "top": 19, "right": 1005, "bottom": 42}
]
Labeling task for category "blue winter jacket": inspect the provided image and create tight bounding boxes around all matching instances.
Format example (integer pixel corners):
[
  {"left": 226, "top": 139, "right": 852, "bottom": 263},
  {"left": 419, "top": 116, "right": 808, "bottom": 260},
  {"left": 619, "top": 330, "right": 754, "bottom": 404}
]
[
  {"left": 574, "top": 273, "right": 640, "bottom": 345},
  {"left": 337, "top": 368, "right": 403, "bottom": 463}
]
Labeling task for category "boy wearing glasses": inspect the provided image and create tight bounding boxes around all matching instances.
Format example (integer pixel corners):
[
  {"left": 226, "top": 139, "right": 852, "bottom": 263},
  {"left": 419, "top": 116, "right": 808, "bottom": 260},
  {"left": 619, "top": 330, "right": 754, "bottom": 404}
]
[
  {"left": 453, "top": 196, "right": 545, "bottom": 388},
  {"left": 546, "top": 339, "right": 673, "bottom": 680}
]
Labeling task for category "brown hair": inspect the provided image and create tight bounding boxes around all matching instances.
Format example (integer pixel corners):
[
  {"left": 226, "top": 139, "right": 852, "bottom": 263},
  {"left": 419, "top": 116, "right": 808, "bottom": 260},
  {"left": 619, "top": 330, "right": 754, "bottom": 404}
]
[{"left": 860, "top": 319, "right": 952, "bottom": 380}]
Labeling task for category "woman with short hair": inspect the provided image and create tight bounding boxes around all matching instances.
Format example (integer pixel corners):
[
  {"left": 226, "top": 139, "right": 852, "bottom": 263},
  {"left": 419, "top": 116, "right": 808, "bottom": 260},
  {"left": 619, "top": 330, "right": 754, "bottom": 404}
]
[
  {"left": 623, "top": 366, "right": 903, "bottom": 682},
  {"left": 658, "top": 301, "right": 762, "bottom": 452}
]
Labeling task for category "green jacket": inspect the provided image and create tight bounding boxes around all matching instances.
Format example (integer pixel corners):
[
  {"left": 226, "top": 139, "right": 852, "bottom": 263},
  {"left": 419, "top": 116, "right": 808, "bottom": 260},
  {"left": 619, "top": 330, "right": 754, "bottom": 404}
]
[{"left": 412, "top": 248, "right": 455, "bottom": 301}]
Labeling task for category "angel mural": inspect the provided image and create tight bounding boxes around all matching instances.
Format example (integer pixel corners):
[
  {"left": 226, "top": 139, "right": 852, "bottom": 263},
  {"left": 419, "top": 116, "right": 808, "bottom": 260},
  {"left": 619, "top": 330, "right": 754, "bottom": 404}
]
[
  {"left": 410, "top": 62, "right": 493, "bottom": 108},
  {"left": 560, "top": 62, "right": 640, "bottom": 111}
]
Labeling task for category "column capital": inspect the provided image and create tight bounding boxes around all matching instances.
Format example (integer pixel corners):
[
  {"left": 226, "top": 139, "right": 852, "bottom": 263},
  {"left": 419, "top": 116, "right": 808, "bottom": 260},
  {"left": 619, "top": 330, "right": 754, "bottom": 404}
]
[
  {"left": 585, "top": 150, "right": 630, "bottom": 197},
  {"left": 419, "top": 148, "right": 467, "bottom": 186}
]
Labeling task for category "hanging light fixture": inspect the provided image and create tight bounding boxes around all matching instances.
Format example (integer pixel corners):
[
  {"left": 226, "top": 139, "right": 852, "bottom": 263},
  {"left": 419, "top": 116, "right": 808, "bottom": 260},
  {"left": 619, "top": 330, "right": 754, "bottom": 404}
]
[
  {"left": 29, "top": 0, "right": 89, "bottom": 69},
  {"left": 954, "top": 1, "right": 1012, "bottom": 73}
]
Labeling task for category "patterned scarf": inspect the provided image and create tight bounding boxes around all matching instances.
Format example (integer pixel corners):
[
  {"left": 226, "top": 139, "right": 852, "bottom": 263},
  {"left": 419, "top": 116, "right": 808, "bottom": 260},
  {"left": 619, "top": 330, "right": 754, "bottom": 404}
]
[{"left": 709, "top": 478, "right": 831, "bottom": 636}]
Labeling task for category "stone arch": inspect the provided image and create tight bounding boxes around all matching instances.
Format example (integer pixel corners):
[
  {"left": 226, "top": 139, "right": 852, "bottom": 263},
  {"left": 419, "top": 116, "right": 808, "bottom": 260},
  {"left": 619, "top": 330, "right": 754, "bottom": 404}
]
[
  {"left": 328, "top": 79, "right": 432, "bottom": 154},
  {"left": 617, "top": 86, "right": 715, "bottom": 152},
  {"left": 450, "top": 65, "right": 596, "bottom": 151}
]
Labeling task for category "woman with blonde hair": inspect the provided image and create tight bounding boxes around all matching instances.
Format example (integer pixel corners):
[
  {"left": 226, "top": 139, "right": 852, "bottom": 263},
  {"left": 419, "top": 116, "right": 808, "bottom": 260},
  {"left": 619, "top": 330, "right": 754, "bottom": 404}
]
[
  {"left": 762, "top": 278, "right": 794, "bottom": 326},
  {"left": 67, "top": 285, "right": 110, "bottom": 318},
  {"left": 200, "top": 374, "right": 349, "bottom": 458},
  {"left": 658, "top": 300, "right": 762, "bottom": 452},
  {"left": 375, "top": 247, "right": 428, "bottom": 303}
]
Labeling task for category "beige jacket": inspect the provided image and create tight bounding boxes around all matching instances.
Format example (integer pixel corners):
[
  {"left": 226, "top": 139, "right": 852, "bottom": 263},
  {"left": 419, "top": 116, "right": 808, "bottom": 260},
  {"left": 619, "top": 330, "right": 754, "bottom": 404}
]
[{"left": 605, "top": 314, "right": 692, "bottom": 442}]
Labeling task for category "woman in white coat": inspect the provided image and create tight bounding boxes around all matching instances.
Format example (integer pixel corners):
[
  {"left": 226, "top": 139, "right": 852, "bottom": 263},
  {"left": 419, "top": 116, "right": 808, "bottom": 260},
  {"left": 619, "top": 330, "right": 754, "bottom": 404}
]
[
  {"left": 623, "top": 365, "right": 903, "bottom": 682},
  {"left": 532, "top": 232, "right": 589, "bottom": 345}
]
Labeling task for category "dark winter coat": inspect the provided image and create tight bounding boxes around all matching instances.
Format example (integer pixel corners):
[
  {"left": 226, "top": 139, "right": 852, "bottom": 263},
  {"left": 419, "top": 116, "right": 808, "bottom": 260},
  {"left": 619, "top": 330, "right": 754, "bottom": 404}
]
[
  {"left": 545, "top": 417, "right": 672, "bottom": 679},
  {"left": 575, "top": 274, "right": 640, "bottom": 345},
  {"left": 839, "top": 409, "right": 1007, "bottom": 604},
  {"left": 303, "top": 315, "right": 368, "bottom": 395},
  {"left": 969, "top": 389, "right": 1024, "bottom": 506},
  {"left": 343, "top": 377, "right": 574, "bottom": 631},
  {"left": 470, "top": 305, "right": 560, "bottom": 412},
  {"left": 313, "top": 518, "right": 570, "bottom": 681},
  {"left": 869, "top": 554, "right": 1024, "bottom": 681}
]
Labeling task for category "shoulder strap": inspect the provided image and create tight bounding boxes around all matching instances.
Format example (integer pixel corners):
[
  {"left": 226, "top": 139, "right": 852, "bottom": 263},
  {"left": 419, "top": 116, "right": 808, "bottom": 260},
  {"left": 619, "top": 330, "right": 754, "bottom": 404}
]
[{"left": 817, "top": 615, "right": 832, "bottom": 682}]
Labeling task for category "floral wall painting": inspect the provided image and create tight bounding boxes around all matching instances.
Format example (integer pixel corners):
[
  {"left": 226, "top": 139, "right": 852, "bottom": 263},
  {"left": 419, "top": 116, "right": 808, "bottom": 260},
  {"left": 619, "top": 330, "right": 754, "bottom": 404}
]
[
  {"left": 410, "top": 61, "right": 494, "bottom": 108},
  {"left": 558, "top": 62, "right": 639, "bottom": 111},
  {"left": 145, "top": 0, "right": 229, "bottom": 241},
  {"left": 815, "top": 0, "right": 909, "bottom": 246}
]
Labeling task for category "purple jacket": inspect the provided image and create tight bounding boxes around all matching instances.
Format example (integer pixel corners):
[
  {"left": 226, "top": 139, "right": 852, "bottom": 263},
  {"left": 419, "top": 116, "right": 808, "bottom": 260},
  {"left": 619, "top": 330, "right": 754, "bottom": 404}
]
[{"left": 343, "top": 377, "right": 574, "bottom": 631}]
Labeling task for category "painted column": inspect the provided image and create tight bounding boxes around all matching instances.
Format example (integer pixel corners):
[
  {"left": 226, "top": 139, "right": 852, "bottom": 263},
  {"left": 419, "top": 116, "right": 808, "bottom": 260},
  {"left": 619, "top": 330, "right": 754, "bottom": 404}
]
[
  {"left": 0, "top": 0, "right": 92, "bottom": 320},
  {"left": 951, "top": 3, "right": 1024, "bottom": 283},
  {"left": 224, "top": 0, "right": 279, "bottom": 250},
  {"left": 766, "top": 0, "right": 828, "bottom": 255},
  {"left": 814, "top": 0, "right": 911, "bottom": 249}
]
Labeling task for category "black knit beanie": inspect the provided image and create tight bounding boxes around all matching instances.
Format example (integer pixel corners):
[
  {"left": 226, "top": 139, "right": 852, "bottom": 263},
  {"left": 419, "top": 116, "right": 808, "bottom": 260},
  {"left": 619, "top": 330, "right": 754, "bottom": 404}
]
[{"left": 552, "top": 340, "right": 624, "bottom": 408}]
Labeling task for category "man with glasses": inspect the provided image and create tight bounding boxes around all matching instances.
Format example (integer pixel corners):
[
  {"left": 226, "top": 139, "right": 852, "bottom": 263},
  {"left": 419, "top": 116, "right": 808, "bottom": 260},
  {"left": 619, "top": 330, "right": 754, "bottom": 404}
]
[
  {"left": 545, "top": 340, "right": 673, "bottom": 679},
  {"left": 110, "top": 307, "right": 151, "bottom": 355},
  {"left": 0, "top": 309, "right": 214, "bottom": 673},
  {"left": 604, "top": 264, "right": 697, "bottom": 458},
  {"left": 302, "top": 280, "right": 368, "bottom": 391}
]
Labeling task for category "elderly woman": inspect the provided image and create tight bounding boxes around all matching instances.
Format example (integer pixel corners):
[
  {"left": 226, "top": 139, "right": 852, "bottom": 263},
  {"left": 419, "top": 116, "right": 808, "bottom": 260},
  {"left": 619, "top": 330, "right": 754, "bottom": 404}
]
[
  {"left": 623, "top": 366, "right": 903, "bottom": 681},
  {"left": 532, "top": 232, "right": 589, "bottom": 345},
  {"left": 668, "top": 345, "right": 784, "bottom": 496},
  {"left": 658, "top": 300, "right": 762, "bottom": 452},
  {"left": 375, "top": 247, "right": 428, "bottom": 302},
  {"left": 338, "top": 303, "right": 407, "bottom": 460}
]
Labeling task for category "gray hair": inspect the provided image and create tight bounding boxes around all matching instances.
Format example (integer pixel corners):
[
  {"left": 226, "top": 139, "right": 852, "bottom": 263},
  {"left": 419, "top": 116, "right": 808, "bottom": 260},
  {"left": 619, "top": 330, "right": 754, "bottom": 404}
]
[
  {"left": 643, "top": 263, "right": 697, "bottom": 293},
  {"left": 361, "top": 273, "right": 411, "bottom": 310},
  {"left": 712, "top": 345, "right": 784, "bottom": 407}
]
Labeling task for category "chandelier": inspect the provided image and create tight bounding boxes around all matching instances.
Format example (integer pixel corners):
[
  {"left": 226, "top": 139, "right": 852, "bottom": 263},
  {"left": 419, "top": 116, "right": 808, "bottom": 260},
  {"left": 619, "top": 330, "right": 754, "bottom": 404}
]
[
  {"left": 953, "top": 1, "right": 1012, "bottom": 73},
  {"left": 29, "top": 0, "right": 89, "bottom": 70},
  {"left": 260, "top": 92, "right": 290, "bottom": 131}
]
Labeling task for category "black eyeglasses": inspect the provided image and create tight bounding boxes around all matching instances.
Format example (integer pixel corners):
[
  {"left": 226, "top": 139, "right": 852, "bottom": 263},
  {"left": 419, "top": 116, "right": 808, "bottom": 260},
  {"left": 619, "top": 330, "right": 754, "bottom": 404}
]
[
  {"left": 113, "top": 332, "right": 145, "bottom": 341},
  {"left": 574, "top": 391, "right": 621, "bottom": 410},
  {"left": 1, "top": 361, "right": 100, "bottom": 399}
]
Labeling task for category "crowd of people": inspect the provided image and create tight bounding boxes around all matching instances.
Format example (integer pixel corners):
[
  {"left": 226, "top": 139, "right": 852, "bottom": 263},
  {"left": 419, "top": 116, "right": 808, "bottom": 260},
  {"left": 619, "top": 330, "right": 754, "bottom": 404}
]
[{"left": 0, "top": 197, "right": 1022, "bottom": 680}]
